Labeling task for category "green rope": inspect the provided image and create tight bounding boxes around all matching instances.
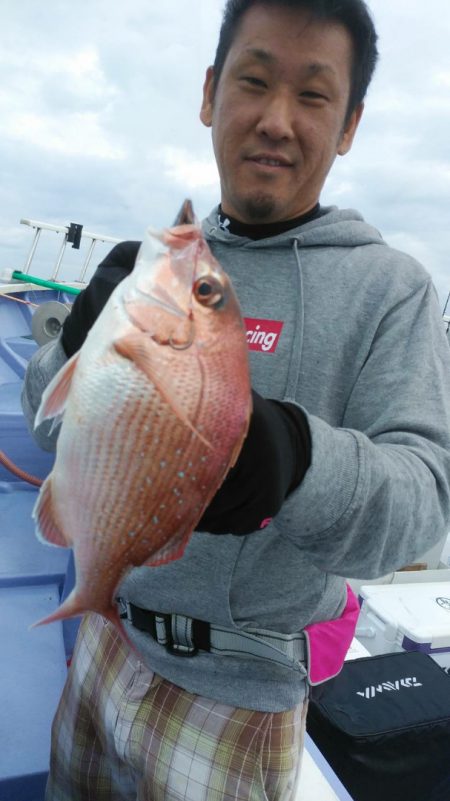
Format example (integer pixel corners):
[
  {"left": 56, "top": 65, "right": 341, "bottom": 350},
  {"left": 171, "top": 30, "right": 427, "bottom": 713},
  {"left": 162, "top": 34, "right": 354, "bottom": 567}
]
[{"left": 12, "top": 270, "right": 82, "bottom": 296}]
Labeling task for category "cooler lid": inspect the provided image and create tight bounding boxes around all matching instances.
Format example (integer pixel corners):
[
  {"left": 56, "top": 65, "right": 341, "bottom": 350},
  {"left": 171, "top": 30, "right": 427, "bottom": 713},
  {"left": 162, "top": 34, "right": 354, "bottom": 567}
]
[{"left": 359, "top": 582, "right": 450, "bottom": 648}]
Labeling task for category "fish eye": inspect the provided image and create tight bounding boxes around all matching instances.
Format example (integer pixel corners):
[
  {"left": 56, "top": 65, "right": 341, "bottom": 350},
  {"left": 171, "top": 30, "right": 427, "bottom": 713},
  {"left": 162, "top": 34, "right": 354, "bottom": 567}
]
[{"left": 193, "top": 276, "right": 224, "bottom": 308}]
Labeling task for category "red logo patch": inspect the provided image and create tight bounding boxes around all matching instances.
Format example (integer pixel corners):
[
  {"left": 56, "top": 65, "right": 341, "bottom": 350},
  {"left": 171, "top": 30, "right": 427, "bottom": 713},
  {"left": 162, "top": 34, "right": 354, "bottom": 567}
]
[{"left": 244, "top": 318, "right": 284, "bottom": 353}]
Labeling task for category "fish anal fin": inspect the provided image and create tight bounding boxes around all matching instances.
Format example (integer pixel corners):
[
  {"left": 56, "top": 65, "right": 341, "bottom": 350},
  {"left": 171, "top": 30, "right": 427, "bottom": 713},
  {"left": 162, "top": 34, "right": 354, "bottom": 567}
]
[
  {"left": 35, "top": 352, "right": 80, "bottom": 428},
  {"left": 32, "top": 476, "right": 71, "bottom": 547},
  {"left": 114, "top": 332, "right": 211, "bottom": 448}
]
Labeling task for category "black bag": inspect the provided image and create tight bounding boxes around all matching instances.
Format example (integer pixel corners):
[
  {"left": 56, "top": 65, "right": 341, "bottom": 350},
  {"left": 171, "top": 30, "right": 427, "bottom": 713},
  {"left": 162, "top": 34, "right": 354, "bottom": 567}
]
[{"left": 306, "top": 651, "right": 450, "bottom": 801}]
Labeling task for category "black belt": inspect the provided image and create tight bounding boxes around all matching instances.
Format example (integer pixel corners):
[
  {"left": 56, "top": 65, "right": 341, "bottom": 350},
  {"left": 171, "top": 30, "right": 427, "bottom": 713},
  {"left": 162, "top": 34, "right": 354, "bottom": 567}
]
[
  {"left": 116, "top": 598, "right": 307, "bottom": 670},
  {"left": 117, "top": 598, "right": 211, "bottom": 657}
]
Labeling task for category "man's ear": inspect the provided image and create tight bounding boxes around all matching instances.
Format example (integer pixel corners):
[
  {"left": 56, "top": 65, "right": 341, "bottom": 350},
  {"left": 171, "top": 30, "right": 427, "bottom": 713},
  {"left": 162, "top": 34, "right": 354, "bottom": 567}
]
[
  {"left": 337, "top": 102, "right": 364, "bottom": 156},
  {"left": 200, "top": 66, "right": 215, "bottom": 128}
]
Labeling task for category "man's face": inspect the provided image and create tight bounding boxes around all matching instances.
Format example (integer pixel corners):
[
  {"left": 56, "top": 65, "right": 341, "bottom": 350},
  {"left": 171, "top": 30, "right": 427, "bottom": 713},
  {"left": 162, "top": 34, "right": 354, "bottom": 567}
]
[{"left": 200, "top": 3, "right": 363, "bottom": 224}]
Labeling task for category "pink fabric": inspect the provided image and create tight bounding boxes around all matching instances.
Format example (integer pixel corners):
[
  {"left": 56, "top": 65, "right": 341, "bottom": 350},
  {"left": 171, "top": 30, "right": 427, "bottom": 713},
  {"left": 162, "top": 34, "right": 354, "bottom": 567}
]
[{"left": 304, "top": 584, "right": 360, "bottom": 685}]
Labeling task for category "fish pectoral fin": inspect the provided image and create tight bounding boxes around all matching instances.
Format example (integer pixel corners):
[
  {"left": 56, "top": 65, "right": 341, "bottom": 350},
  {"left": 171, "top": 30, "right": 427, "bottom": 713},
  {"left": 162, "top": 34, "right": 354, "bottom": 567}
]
[
  {"left": 32, "top": 476, "right": 72, "bottom": 547},
  {"left": 113, "top": 332, "right": 212, "bottom": 448},
  {"left": 35, "top": 351, "right": 80, "bottom": 428}
]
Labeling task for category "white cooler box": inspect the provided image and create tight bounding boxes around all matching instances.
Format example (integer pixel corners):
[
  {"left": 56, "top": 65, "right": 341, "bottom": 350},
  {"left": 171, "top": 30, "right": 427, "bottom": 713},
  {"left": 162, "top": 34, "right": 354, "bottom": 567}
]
[{"left": 356, "top": 581, "right": 450, "bottom": 670}]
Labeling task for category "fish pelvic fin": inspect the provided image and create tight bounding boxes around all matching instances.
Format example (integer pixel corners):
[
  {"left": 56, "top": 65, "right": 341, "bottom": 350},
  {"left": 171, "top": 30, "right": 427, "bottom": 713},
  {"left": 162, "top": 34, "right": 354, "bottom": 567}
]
[
  {"left": 33, "top": 475, "right": 72, "bottom": 548},
  {"left": 113, "top": 332, "right": 212, "bottom": 449},
  {"left": 35, "top": 351, "right": 80, "bottom": 428}
]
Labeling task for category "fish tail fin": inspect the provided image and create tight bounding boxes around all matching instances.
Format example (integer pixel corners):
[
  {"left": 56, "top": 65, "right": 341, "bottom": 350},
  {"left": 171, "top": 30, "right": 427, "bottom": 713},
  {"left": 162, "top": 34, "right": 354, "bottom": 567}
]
[
  {"left": 30, "top": 589, "right": 85, "bottom": 629},
  {"left": 101, "top": 605, "right": 137, "bottom": 652},
  {"left": 31, "top": 593, "right": 137, "bottom": 654}
]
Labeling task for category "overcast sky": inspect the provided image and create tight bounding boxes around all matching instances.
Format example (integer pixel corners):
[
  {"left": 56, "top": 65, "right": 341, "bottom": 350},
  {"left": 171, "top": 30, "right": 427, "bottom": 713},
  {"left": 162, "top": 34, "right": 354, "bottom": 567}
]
[{"left": 1, "top": 0, "right": 449, "bottom": 311}]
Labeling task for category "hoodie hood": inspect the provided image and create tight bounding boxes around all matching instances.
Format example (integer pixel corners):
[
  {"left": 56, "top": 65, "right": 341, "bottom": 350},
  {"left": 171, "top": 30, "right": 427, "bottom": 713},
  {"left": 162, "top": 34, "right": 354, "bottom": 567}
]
[{"left": 202, "top": 205, "right": 385, "bottom": 250}]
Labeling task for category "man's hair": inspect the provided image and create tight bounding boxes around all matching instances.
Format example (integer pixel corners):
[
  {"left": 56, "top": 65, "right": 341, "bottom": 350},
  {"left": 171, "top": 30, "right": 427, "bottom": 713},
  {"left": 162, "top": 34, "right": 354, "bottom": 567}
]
[{"left": 212, "top": 0, "right": 379, "bottom": 120}]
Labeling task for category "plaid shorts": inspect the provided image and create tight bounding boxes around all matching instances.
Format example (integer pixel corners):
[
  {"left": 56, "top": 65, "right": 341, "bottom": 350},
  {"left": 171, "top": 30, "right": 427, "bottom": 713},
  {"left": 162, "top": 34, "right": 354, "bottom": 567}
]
[{"left": 45, "top": 613, "right": 307, "bottom": 801}]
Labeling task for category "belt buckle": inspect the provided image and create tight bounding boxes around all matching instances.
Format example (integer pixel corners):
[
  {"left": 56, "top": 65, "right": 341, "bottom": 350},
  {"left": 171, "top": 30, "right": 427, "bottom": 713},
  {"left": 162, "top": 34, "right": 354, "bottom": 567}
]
[
  {"left": 164, "top": 615, "right": 198, "bottom": 657},
  {"left": 116, "top": 597, "right": 130, "bottom": 621},
  {"left": 166, "top": 640, "right": 198, "bottom": 657}
]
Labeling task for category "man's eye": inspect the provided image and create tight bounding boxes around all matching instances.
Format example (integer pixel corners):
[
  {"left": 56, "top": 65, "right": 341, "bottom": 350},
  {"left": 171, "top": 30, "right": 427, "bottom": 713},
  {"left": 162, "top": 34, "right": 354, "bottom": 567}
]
[
  {"left": 301, "top": 91, "right": 326, "bottom": 100},
  {"left": 241, "top": 76, "right": 267, "bottom": 88}
]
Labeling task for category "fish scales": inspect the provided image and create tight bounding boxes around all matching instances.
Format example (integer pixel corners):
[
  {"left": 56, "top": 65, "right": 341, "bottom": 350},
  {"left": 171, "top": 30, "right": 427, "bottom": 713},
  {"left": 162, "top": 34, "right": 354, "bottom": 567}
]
[
  {"left": 57, "top": 362, "right": 211, "bottom": 566},
  {"left": 32, "top": 201, "right": 252, "bottom": 636}
]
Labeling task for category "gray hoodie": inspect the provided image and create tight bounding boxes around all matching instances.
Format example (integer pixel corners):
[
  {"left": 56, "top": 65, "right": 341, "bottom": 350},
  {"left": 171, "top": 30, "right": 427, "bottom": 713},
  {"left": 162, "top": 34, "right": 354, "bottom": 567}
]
[{"left": 22, "top": 205, "right": 450, "bottom": 711}]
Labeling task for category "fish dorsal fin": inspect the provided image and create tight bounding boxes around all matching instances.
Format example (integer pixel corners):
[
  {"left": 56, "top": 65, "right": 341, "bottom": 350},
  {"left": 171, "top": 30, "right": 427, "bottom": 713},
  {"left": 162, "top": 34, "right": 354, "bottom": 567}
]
[
  {"left": 35, "top": 352, "right": 80, "bottom": 428},
  {"left": 32, "top": 476, "right": 72, "bottom": 547},
  {"left": 172, "top": 198, "right": 195, "bottom": 226},
  {"left": 113, "top": 331, "right": 212, "bottom": 448}
]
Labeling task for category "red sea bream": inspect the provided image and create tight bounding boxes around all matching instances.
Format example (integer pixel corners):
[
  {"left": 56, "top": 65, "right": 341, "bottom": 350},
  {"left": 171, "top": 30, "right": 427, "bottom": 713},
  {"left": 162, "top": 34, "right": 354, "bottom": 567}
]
[{"left": 32, "top": 200, "right": 251, "bottom": 632}]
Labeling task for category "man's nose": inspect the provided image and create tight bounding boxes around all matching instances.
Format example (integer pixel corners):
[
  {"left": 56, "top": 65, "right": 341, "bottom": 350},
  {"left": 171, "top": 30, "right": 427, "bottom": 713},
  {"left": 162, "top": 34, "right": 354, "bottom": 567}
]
[{"left": 255, "top": 91, "right": 296, "bottom": 141}]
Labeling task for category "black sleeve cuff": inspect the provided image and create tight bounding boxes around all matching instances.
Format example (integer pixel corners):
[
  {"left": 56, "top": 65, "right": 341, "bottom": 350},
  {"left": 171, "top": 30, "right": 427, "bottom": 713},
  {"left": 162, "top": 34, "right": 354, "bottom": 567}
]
[{"left": 61, "top": 240, "right": 141, "bottom": 358}]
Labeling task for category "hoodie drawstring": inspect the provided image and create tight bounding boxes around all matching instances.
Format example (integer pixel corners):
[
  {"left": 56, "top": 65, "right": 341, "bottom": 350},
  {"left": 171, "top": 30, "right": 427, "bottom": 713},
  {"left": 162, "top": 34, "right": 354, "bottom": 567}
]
[{"left": 283, "top": 240, "right": 305, "bottom": 400}]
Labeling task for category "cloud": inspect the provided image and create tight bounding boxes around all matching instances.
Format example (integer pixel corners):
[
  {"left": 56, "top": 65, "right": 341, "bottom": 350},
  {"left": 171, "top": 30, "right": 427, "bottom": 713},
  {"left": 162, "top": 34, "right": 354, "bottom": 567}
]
[
  {"left": 161, "top": 146, "right": 219, "bottom": 190},
  {"left": 0, "top": 0, "right": 448, "bottom": 309},
  {"left": 3, "top": 111, "right": 126, "bottom": 160},
  {"left": 434, "top": 71, "right": 450, "bottom": 88}
]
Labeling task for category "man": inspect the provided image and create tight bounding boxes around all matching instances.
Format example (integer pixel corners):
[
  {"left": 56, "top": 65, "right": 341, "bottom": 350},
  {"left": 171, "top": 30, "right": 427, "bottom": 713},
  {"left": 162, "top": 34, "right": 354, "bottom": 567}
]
[{"left": 22, "top": 1, "right": 450, "bottom": 799}]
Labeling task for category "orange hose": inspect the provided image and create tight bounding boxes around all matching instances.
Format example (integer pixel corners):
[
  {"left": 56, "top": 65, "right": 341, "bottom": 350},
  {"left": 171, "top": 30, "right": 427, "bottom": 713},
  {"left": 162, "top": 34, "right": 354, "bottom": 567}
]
[
  {"left": 0, "top": 293, "right": 39, "bottom": 307},
  {"left": 0, "top": 448, "right": 43, "bottom": 487}
]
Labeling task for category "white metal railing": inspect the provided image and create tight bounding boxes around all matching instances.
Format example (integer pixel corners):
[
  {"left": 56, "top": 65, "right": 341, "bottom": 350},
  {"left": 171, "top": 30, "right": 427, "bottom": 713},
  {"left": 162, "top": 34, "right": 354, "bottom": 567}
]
[
  {"left": 16, "top": 220, "right": 450, "bottom": 345},
  {"left": 20, "top": 218, "right": 122, "bottom": 283},
  {"left": 443, "top": 292, "right": 450, "bottom": 342},
  {"left": 444, "top": 315, "right": 450, "bottom": 343}
]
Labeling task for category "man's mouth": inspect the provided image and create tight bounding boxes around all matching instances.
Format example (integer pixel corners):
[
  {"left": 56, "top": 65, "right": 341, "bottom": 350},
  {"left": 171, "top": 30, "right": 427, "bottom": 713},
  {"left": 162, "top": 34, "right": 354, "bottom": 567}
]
[{"left": 248, "top": 155, "right": 292, "bottom": 168}]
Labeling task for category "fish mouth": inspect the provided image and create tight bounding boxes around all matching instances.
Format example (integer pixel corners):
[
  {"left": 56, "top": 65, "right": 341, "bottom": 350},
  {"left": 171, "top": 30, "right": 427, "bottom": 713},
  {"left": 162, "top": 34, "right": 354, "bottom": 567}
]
[
  {"left": 140, "top": 284, "right": 187, "bottom": 320},
  {"left": 125, "top": 283, "right": 195, "bottom": 350}
]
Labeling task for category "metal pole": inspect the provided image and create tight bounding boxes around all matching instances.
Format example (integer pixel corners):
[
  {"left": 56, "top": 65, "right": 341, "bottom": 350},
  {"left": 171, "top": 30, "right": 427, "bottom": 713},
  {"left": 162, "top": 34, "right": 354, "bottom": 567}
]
[
  {"left": 51, "top": 234, "right": 69, "bottom": 281},
  {"left": 443, "top": 291, "right": 450, "bottom": 318},
  {"left": 23, "top": 227, "right": 42, "bottom": 273},
  {"left": 78, "top": 239, "right": 97, "bottom": 282}
]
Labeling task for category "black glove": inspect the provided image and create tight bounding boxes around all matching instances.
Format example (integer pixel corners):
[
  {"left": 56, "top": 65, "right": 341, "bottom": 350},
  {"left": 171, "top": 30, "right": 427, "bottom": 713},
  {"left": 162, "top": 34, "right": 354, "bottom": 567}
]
[
  {"left": 197, "top": 390, "right": 311, "bottom": 535},
  {"left": 61, "top": 240, "right": 141, "bottom": 358}
]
